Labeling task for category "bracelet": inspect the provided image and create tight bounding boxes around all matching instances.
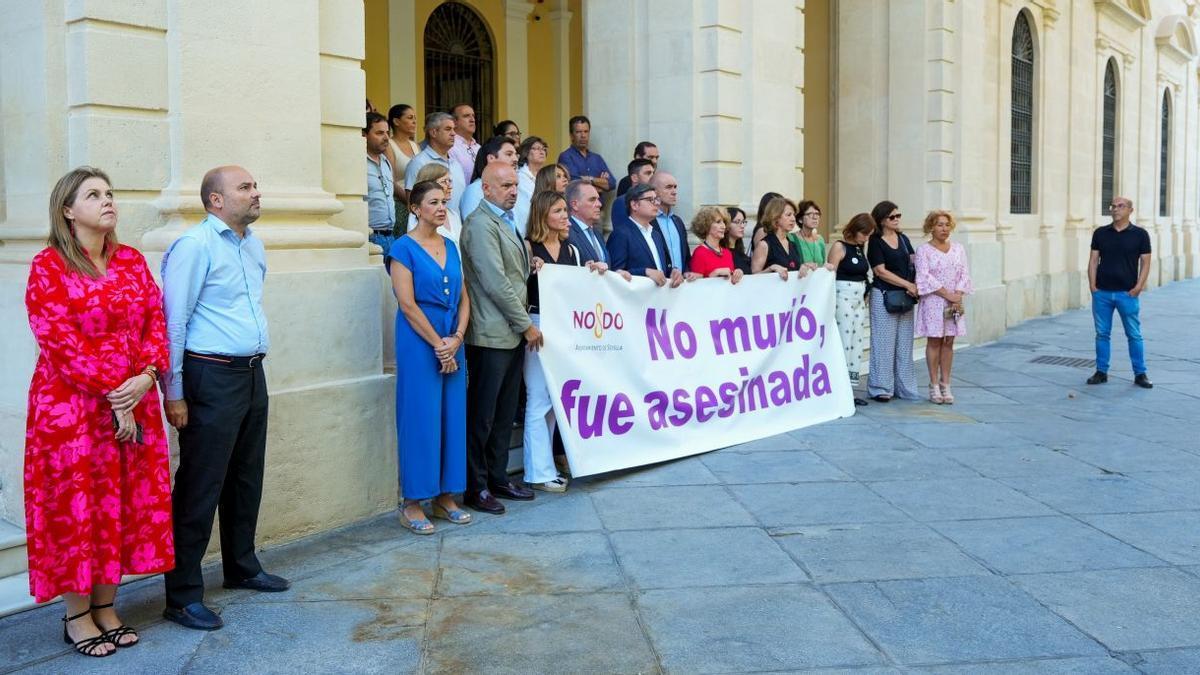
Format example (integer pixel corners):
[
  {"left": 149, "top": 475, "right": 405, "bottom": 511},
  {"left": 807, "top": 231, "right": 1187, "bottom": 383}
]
[{"left": 142, "top": 365, "right": 159, "bottom": 380}]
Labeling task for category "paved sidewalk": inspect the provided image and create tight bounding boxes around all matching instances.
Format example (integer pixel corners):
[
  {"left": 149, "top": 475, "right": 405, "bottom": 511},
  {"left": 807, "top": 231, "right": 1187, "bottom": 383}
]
[{"left": 3, "top": 280, "right": 1200, "bottom": 674}]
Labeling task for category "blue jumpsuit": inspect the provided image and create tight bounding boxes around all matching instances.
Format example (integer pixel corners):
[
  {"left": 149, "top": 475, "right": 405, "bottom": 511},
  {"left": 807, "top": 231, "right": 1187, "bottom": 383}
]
[{"left": 390, "top": 236, "right": 467, "bottom": 500}]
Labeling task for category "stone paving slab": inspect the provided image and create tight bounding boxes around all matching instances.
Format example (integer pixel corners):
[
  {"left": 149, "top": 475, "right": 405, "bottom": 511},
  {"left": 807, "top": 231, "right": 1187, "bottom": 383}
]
[
  {"left": 637, "top": 584, "right": 883, "bottom": 672},
  {"left": 772, "top": 522, "right": 988, "bottom": 583},
  {"left": 825, "top": 575, "right": 1105, "bottom": 665},
  {"left": 609, "top": 527, "right": 806, "bottom": 589},
  {"left": 1013, "top": 567, "right": 1200, "bottom": 651},
  {"left": 931, "top": 516, "right": 1165, "bottom": 574},
  {"left": 5, "top": 278, "right": 1200, "bottom": 673}
]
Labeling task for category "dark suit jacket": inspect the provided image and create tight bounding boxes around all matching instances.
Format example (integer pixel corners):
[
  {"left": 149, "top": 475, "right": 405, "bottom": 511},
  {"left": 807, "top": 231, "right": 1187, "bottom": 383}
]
[
  {"left": 616, "top": 174, "right": 632, "bottom": 196},
  {"left": 660, "top": 212, "right": 691, "bottom": 274},
  {"left": 609, "top": 195, "right": 629, "bottom": 230},
  {"left": 567, "top": 217, "right": 609, "bottom": 264},
  {"left": 608, "top": 218, "right": 671, "bottom": 277}
]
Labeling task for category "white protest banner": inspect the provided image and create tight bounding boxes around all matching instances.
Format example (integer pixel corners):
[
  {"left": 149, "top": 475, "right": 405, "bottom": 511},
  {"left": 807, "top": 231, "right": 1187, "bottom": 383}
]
[{"left": 537, "top": 266, "right": 854, "bottom": 477}]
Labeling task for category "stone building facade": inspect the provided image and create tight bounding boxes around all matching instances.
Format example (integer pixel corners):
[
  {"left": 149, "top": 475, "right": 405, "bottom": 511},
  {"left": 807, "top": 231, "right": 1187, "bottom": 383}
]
[{"left": 0, "top": 0, "right": 1197, "bottom": 610}]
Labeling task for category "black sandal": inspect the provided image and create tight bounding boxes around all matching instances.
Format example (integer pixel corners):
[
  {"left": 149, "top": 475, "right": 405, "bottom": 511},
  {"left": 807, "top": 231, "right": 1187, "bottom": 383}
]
[
  {"left": 91, "top": 602, "right": 139, "bottom": 648},
  {"left": 62, "top": 609, "right": 114, "bottom": 657}
]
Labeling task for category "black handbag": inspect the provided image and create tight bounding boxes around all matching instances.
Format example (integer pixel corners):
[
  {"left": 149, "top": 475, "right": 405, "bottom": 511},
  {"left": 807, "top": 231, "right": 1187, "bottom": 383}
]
[
  {"left": 882, "top": 233, "right": 916, "bottom": 314},
  {"left": 883, "top": 289, "right": 915, "bottom": 314}
]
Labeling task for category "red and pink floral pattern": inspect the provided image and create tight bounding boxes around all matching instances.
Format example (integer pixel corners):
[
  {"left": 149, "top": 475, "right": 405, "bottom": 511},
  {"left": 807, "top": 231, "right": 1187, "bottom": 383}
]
[{"left": 24, "top": 245, "right": 174, "bottom": 602}]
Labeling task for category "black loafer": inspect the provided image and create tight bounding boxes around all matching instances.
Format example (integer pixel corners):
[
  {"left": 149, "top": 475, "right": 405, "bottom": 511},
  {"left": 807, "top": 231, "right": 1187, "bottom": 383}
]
[
  {"left": 223, "top": 571, "right": 291, "bottom": 593},
  {"left": 1134, "top": 373, "right": 1153, "bottom": 389},
  {"left": 163, "top": 602, "right": 223, "bottom": 631},
  {"left": 853, "top": 397, "right": 869, "bottom": 406},
  {"left": 464, "top": 490, "right": 506, "bottom": 514},
  {"left": 1086, "top": 371, "right": 1108, "bottom": 385},
  {"left": 490, "top": 481, "right": 535, "bottom": 501},
  {"left": 870, "top": 395, "right": 891, "bottom": 403}
]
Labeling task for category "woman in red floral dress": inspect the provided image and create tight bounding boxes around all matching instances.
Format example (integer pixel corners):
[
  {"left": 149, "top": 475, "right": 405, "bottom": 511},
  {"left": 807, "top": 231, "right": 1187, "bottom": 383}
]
[{"left": 24, "top": 167, "right": 174, "bottom": 657}]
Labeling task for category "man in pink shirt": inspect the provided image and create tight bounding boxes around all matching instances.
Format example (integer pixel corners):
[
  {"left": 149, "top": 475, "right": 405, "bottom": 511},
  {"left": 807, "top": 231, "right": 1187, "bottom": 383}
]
[{"left": 448, "top": 103, "right": 481, "bottom": 181}]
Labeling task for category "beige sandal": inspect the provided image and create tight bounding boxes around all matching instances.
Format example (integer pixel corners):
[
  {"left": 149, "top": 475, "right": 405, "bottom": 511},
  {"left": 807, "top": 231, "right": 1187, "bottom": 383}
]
[
  {"left": 929, "top": 383, "right": 944, "bottom": 404},
  {"left": 941, "top": 385, "right": 954, "bottom": 404}
]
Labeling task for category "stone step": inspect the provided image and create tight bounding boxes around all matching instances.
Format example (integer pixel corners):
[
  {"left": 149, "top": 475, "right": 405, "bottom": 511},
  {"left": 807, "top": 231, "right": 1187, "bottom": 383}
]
[{"left": 0, "top": 520, "right": 26, "bottom": 579}]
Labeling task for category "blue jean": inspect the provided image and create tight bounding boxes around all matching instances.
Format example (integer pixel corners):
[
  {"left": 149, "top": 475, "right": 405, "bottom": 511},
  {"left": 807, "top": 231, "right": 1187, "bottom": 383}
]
[
  {"left": 1092, "top": 289, "right": 1146, "bottom": 375},
  {"left": 369, "top": 230, "right": 398, "bottom": 271}
]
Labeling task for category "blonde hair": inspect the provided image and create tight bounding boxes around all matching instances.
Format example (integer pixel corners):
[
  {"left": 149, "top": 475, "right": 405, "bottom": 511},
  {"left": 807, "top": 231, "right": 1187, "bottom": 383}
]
[
  {"left": 48, "top": 166, "right": 118, "bottom": 278},
  {"left": 526, "top": 191, "right": 570, "bottom": 244},
  {"left": 758, "top": 196, "right": 796, "bottom": 235},
  {"left": 691, "top": 206, "right": 729, "bottom": 239},
  {"left": 415, "top": 163, "right": 450, "bottom": 183},
  {"left": 922, "top": 210, "right": 957, "bottom": 235}
]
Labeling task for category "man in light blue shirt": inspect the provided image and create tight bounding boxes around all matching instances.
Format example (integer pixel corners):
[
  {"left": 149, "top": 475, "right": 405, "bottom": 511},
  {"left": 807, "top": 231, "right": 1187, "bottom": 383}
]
[
  {"left": 364, "top": 112, "right": 397, "bottom": 267},
  {"left": 651, "top": 171, "right": 691, "bottom": 274},
  {"left": 458, "top": 136, "right": 530, "bottom": 235},
  {"left": 405, "top": 112, "right": 466, "bottom": 214},
  {"left": 160, "top": 165, "right": 289, "bottom": 631}
]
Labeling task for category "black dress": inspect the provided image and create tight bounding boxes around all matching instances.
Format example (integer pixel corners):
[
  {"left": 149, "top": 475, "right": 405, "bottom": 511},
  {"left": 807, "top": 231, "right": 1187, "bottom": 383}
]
[
  {"left": 762, "top": 233, "right": 801, "bottom": 272},
  {"left": 527, "top": 239, "right": 579, "bottom": 314},
  {"left": 730, "top": 244, "right": 752, "bottom": 275}
]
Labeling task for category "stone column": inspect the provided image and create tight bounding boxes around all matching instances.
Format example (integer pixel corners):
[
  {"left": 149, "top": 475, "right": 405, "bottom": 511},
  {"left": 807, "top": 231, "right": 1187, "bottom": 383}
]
[
  {"left": 548, "top": 7, "right": 574, "bottom": 146},
  {"left": 504, "top": 1, "right": 535, "bottom": 129},
  {"left": 0, "top": 1, "right": 396, "bottom": 543}
]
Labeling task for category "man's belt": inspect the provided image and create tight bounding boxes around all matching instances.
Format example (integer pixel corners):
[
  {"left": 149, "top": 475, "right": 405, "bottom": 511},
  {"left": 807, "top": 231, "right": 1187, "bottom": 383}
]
[{"left": 185, "top": 351, "right": 265, "bottom": 368}]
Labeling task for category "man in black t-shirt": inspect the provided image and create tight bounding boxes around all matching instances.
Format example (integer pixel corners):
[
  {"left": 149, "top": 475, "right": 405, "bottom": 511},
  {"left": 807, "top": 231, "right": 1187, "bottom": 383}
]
[{"left": 1086, "top": 196, "right": 1152, "bottom": 388}]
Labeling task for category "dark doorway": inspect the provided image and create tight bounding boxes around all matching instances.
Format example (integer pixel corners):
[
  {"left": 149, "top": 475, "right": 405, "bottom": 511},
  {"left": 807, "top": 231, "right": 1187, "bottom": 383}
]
[{"left": 423, "top": 2, "right": 495, "bottom": 137}]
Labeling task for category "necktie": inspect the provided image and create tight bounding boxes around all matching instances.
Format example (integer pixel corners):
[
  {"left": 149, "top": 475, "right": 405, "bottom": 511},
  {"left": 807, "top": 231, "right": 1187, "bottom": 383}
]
[{"left": 587, "top": 227, "right": 605, "bottom": 263}]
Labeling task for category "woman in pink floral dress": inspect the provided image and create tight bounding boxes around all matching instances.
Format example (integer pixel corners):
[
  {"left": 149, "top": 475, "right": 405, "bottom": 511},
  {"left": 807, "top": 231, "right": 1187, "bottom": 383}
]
[
  {"left": 914, "top": 210, "right": 973, "bottom": 404},
  {"left": 24, "top": 167, "right": 174, "bottom": 657}
]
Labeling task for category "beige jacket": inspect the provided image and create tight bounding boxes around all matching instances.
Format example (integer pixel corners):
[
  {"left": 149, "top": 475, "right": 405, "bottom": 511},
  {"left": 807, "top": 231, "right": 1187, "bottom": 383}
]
[{"left": 460, "top": 201, "right": 532, "bottom": 349}]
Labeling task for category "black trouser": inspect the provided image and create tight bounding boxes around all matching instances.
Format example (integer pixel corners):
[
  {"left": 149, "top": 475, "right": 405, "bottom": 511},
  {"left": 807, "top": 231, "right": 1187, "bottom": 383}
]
[
  {"left": 164, "top": 355, "right": 269, "bottom": 608},
  {"left": 465, "top": 344, "right": 524, "bottom": 494}
]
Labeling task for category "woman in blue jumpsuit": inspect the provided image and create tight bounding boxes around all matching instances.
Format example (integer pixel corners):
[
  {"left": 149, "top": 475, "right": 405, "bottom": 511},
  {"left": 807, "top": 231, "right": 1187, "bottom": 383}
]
[{"left": 389, "top": 180, "right": 472, "bottom": 533}]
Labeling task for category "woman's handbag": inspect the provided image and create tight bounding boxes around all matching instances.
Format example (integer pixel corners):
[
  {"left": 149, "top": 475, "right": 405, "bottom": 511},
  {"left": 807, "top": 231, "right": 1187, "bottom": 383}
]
[{"left": 883, "top": 289, "right": 915, "bottom": 314}]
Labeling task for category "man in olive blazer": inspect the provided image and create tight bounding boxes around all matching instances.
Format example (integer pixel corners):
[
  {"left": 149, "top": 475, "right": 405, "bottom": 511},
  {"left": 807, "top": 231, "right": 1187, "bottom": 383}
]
[{"left": 459, "top": 164, "right": 543, "bottom": 514}]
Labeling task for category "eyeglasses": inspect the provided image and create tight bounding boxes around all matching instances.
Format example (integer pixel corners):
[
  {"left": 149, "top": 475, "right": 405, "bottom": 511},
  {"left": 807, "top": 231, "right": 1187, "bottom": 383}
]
[
  {"left": 804, "top": 212, "right": 820, "bottom": 218},
  {"left": 887, "top": 213, "right": 902, "bottom": 220},
  {"left": 731, "top": 218, "right": 746, "bottom": 225},
  {"left": 1109, "top": 203, "right": 1130, "bottom": 210},
  {"left": 636, "top": 197, "right": 662, "bottom": 205}
]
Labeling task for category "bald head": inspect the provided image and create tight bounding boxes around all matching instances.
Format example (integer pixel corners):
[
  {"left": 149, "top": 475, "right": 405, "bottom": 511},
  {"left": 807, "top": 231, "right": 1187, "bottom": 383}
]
[
  {"left": 201, "top": 165, "right": 261, "bottom": 229},
  {"left": 651, "top": 171, "right": 678, "bottom": 210},
  {"left": 482, "top": 164, "right": 518, "bottom": 212},
  {"left": 1109, "top": 195, "right": 1134, "bottom": 226}
]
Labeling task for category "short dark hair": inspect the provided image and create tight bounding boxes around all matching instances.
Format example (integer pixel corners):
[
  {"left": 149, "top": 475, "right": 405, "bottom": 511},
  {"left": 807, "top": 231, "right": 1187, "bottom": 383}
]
[
  {"left": 494, "top": 120, "right": 518, "bottom": 137},
  {"left": 364, "top": 112, "right": 387, "bottom": 134},
  {"left": 625, "top": 183, "right": 655, "bottom": 210},
  {"left": 870, "top": 200, "right": 900, "bottom": 230},
  {"left": 634, "top": 141, "right": 657, "bottom": 158},
  {"left": 471, "top": 135, "right": 517, "bottom": 182},
  {"left": 452, "top": 103, "right": 473, "bottom": 117},
  {"left": 408, "top": 180, "right": 445, "bottom": 218},
  {"left": 627, "top": 158, "right": 654, "bottom": 176},
  {"left": 796, "top": 200, "right": 821, "bottom": 218},
  {"left": 568, "top": 115, "right": 591, "bottom": 132},
  {"left": 386, "top": 104, "right": 412, "bottom": 131},
  {"left": 517, "top": 135, "right": 547, "bottom": 168}
]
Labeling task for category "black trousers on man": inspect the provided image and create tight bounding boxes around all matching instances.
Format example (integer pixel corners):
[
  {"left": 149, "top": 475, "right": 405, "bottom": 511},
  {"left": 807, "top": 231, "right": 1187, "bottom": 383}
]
[
  {"left": 465, "top": 344, "right": 525, "bottom": 493},
  {"left": 164, "top": 354, "right": 268, "bottom": 608}
]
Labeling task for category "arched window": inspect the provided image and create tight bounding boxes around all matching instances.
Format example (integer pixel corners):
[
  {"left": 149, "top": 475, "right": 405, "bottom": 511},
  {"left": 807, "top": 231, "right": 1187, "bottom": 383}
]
[
  {"left": 1101, "top": 60, "right": 1118, "bottom": 212},
  {"left": 423, "top": 2, "right": 495, "bottom": 138},
  {"left": 1159, "top": 91, "right": 1170, "bottom": 217},
  {"left": 1010, "top": 13, "right": 1035, "bottom": 214}
]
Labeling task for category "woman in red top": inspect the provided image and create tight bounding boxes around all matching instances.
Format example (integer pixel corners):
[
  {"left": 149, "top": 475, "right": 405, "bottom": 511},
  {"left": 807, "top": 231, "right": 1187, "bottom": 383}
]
[
  {"left": 690, "top": 206, "right": 744, "bottom": 284},
  {"left": 24, "top": 167, "right": 174, "bottom": 657}
]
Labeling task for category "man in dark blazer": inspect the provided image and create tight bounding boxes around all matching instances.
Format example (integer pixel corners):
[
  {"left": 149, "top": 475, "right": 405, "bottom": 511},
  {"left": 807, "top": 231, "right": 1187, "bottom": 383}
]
[
  {"left": 651, "top": 171, "right": 692, "bottom": 275},
  {"left": 609, "top": 158, "right": 656, "bottom": 230},
  {"left": 565, "top": 180, "right": 610, "bottom": 265},
  {"left": 459, "top": 164, "right": 542, "bottom": 514},
  {"left": 608, "top": 184, "right": 683, "bottom": 287}
]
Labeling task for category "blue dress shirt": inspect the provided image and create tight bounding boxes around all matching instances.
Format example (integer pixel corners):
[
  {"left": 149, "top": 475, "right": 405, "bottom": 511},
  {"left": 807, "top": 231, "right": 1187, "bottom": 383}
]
[
  {"left": 557, "top": 146, "right": 614, "bottom": 190},
  {"left": 462, "top": 178, "right": 530, "bottom": 236},
  {"left": 657, "top": 210, "right": 683, "bottom": 271},
  {"left": 365, "top": 153, "right": 395, "bottom": 230},
  {"left": 161, "top": 214, "right": 270, "bottom": 399}
]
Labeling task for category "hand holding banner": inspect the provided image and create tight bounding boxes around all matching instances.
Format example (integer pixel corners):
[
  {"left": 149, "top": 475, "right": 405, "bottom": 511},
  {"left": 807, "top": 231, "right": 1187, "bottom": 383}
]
[{"left": 537, "top": 266, "right": 854, "bottom": 476}]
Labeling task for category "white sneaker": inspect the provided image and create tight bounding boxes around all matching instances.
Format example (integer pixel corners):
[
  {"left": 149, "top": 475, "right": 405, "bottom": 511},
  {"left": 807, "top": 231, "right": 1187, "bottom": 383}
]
[{"left": 529, "top": 477, "right": 568, "bottom": 493}]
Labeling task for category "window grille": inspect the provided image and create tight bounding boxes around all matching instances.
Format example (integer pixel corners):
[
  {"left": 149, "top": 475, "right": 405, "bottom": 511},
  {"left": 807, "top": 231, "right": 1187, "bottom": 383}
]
[
  {"left": 1159, "top": 92, "right": 1170, "bottom": 217},
  {"left": 423, "top": 2, "right": 495, "bottom": 140},
  {"left": 1010, "top": 14, "right": 1035, "bottom": 214},
  {"left": 1101, "top": 61, "right": 1117, "bottom": 212}
]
